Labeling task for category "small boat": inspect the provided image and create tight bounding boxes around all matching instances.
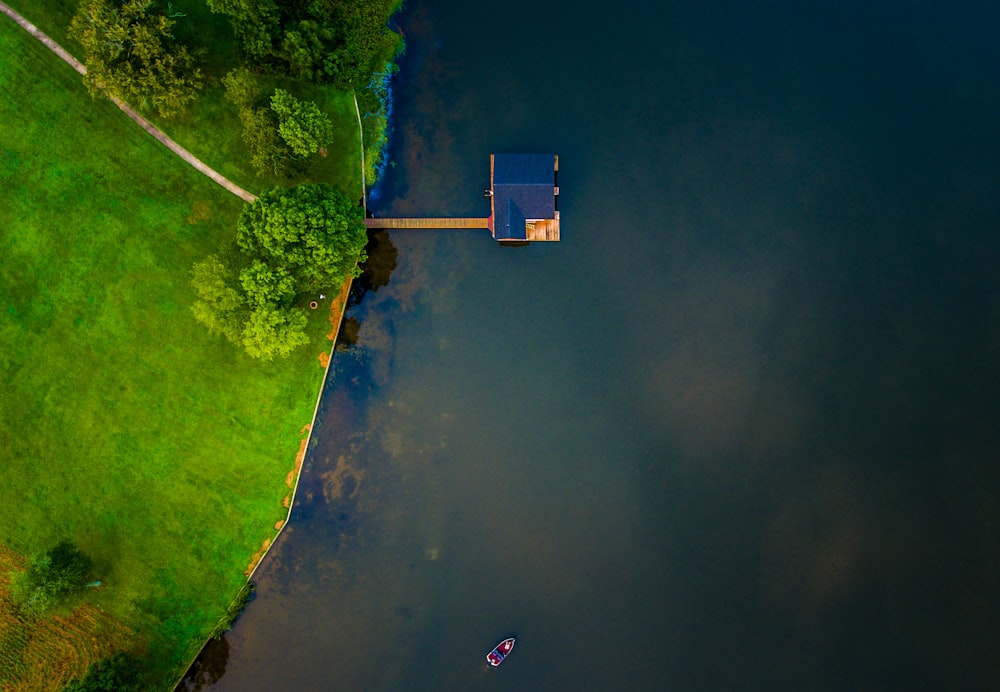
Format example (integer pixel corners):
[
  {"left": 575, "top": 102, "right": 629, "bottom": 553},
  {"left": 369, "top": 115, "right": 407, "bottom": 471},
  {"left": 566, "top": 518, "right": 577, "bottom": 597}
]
[{"left": 486, "top": 637, "right": 515, "bottom": 667}]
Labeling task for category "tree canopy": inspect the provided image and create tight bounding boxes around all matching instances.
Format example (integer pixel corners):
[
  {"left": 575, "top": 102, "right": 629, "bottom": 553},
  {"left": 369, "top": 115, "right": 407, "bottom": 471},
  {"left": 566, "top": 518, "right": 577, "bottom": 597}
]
[
  {"left": 207, "top": 0, "right": 403, "bottom": 88},
  {"left": 271, "top": 89, "right": 334, "bottom": 157},
  {"left": 63, "top": 653, "right": 146, "bottom": 692},
  {"left": 222, "top": 68, "right": 290, "bottom": 176},
  {"left": 70, "top": 0, "right": 204, "bottom": 118},
  {"left": 236, "top": 184, "right": 367, "bottom": 294},
  {"left": 191, "top": 184, "right": 368, "bottom": 360}
]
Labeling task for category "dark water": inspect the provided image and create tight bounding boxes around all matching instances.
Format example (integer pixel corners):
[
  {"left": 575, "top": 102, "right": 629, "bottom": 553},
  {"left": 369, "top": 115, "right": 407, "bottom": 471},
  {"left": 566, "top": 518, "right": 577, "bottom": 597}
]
[{"left": 188, "top": 1, "right": 1000, "bottom": 689}]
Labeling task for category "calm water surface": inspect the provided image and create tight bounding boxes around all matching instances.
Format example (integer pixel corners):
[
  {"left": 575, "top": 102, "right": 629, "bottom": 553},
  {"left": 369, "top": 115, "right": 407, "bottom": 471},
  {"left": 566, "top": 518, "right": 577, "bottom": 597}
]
[{"left": 188, "top": 1, "right": 999, "bottom": 689}]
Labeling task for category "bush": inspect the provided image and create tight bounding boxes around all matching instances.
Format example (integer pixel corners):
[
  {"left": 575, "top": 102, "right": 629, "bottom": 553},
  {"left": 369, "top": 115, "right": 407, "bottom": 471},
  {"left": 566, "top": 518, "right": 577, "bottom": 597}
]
[
  {"left": 63, "top": 653, "right": 146, "bottom": 692},
  {"left": 9, "top": 541, "right": 92, "bottom": 616}
]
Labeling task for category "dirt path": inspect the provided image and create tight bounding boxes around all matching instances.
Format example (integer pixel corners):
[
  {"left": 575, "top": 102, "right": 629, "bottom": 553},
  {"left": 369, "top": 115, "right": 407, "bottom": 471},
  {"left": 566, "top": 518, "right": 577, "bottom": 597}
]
[{"left": 0, "top": 1, "right": 257, "bottom": 204}]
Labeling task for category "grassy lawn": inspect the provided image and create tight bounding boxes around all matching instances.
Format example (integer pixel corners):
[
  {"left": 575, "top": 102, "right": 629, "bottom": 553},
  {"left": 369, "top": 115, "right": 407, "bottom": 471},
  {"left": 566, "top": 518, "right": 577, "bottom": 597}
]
[{"left": 0, "top": 10, "right": 356, "bottom": 686}]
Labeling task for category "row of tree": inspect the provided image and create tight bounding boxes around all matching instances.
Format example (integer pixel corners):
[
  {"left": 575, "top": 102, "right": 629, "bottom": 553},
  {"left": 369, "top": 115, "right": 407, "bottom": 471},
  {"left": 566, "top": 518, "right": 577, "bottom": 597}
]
[
  {"left": 68, "top": 0, "right": 402, "bottom": 118},
  {"left": 191, "top": 184, "right": 368, "bottom": 359},
  {"left": 206, "top": 0, "right": 404, "bottom": 89}
]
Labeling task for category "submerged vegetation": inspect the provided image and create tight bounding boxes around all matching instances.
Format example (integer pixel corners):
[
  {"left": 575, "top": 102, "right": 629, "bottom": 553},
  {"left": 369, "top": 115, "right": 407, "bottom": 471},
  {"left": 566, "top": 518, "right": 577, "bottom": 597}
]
[{"left": 1, "top": 0, "right": 402, "bottom": 686}]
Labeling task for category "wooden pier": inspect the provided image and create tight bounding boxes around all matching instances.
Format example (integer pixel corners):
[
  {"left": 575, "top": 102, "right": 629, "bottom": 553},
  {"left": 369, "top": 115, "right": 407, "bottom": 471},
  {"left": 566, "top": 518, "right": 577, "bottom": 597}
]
[
  {"left": 365, "top": 153, "right": 559, "bottom": 244},
  {"left": 364, "top": 217, "right": 491, "bottom": 230}
]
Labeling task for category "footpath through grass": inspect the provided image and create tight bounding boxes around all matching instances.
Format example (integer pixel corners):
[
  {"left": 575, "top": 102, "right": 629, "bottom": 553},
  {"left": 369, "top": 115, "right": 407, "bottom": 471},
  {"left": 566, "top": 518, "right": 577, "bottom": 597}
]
[{"left": 0, "top": 15, "right": 347, "bottom": 685}]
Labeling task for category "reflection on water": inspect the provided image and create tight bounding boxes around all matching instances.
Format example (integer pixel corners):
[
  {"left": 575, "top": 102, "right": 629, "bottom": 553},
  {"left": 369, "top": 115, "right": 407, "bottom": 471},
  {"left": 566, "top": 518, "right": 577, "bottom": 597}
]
[
  {"left": 335, "top": 230, "right": 399, "bottom": 349},
  {"left": 178, "top": 636, "right": 228, "bottom": 691}
]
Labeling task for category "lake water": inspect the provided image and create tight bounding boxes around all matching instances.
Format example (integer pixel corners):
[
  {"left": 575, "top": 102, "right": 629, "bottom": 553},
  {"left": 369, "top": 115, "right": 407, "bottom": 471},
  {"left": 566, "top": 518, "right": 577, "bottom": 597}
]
[{"left": 186, "top": 1, "right": 1000, "bottom": 689}]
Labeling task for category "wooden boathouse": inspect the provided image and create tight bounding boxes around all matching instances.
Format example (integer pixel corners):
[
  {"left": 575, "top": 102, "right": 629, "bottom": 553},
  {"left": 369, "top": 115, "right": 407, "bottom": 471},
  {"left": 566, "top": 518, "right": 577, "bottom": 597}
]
[{"left": 364, "top": 153, "right": 560, "bottom": 244}]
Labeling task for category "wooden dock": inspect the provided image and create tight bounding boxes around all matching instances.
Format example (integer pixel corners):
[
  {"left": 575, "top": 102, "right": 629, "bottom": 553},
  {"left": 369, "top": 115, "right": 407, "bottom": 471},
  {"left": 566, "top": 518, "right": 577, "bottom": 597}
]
[
  {"left": 525, "top": 213, "right": 560, "bottom": 242},
  {"left": 363, "top": 153, "right": 558, "bottom": 243},
  {"left": 364, "top": 217, "right": 491, "bottom": 230}
]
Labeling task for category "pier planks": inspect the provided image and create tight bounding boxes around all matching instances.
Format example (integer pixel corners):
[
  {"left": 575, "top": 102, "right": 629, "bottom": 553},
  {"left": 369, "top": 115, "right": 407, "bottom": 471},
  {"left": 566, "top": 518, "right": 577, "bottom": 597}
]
[{"left": 364, "top": 217, "right": 491, "bottom": 230}]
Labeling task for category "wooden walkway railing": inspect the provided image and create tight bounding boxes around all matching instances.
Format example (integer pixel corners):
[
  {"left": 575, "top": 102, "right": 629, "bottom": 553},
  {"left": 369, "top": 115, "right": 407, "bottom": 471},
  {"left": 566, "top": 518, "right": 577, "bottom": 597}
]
[{"left": 364, "top": 217, "right": 490, "bottom": 230}]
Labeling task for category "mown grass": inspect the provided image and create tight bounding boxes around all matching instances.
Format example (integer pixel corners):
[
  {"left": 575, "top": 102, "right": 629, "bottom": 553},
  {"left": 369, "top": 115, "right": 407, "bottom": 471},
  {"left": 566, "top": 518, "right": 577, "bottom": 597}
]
[{"left": 0, "top": 11, "right": 349, "bottom": 686}]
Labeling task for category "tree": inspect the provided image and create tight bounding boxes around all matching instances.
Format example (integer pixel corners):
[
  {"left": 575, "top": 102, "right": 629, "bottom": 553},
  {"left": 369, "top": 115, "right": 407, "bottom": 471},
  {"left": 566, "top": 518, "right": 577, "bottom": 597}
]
[
  {"left": 70, "top": 0, "right": 204, "bottom": 118},
  {"left": 190, "top": 254, "right": 245, "bottom": 342},
  {"left": 243, "top": 107, "right": 290, "bottom": 176},
  {"left": 191, "top": 185, "right": 367, "bottom": 360},
  {"left": 206, "top": 0, "right": 281, "bottom": 61},
  {"left": 239, "top": 260, "right": 296, "bottom": 308},
  {"left": 278, "top": 21, "right": 328, "bottom": 81},
  {"left": 63, "top": 653, "right": 145, "bottom": 692},
  {"left": 321, "top": 0, "right": 405, "bottom": 89},
  {"left": 270, "top": 90, "right": 334, "bottom": 157},
  {"left": 221, "top": 67, "right": 263, "bottom": 110},
  {"left": 206, "top": 0, "right": 403, "bottom": 89},
  {"left": 223, "top": 70, "right": 289, "bottom": 176},
  {"left": 9, "top": 541, "right": 93, "bottom": 616},
  {"left": 241, "top": 305, "right": 309, "bottom": 360},
  {"left": 236, "top": 184, "right": 368, "bottom": 294}
]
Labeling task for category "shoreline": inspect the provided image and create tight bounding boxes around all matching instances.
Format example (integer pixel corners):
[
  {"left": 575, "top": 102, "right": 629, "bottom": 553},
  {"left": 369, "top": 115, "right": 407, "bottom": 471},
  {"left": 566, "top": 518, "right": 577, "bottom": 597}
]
[
  {"left": 177, "top": 19, "right": 402, "bottom": 684},
  {"left": 176, "top": 4, "right": 404, "bottom": 684},
  {"left": 245, "top": 274, "right": 355, "bottom": 581},
  {"left": 3, "top": 2, "right": 402, "bottom": 687},
  {"left": 173, "top": 275, "right": 353, "bottom": 689}
]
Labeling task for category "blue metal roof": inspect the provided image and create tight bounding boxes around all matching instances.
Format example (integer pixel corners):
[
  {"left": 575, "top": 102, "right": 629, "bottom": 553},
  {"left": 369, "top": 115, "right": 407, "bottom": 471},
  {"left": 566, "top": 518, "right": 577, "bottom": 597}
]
[
  {"left": 493, "top": 154, "right": 555, "bottom": 185},
  {"left": 492, "top": 154, "right": 556, "bottom": 240},
  {"left": 494, "top": 198, "right": 527, "bottom": 240}
]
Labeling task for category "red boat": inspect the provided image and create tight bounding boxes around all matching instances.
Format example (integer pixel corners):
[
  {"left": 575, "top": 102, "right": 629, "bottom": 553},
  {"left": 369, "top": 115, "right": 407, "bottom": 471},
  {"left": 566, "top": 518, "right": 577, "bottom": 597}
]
[{"left": 486, "top": 637, "right": 515, "bottom": 667}]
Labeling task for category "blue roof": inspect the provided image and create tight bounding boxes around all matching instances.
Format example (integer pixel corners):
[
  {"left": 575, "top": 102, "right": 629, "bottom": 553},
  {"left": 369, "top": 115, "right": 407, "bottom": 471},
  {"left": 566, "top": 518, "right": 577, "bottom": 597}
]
[
  {"left": 493, "top": 154, "right": 556, "bottom": 240},
  {"left": 494, "top": 154, "right": 555, "bottom": 185}
]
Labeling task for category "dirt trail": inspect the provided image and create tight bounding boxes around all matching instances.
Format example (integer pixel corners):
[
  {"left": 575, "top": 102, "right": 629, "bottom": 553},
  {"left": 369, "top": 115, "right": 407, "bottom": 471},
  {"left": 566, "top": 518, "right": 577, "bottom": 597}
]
[{"left": 0, "top": 1, "right": 257, "bottom": 204}]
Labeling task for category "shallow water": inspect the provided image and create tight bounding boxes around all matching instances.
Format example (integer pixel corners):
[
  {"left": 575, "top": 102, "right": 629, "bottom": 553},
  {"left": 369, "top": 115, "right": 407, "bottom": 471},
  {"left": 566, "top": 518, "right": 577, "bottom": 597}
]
[{"left": 187, "top": 1, "right": 1000, "bottom": 689}]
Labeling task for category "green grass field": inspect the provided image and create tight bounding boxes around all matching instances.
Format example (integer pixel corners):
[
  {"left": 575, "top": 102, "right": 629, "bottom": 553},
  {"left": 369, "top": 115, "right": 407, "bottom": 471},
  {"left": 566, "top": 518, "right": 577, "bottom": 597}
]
[{"left": 0, "top": 6, "right": 362, "bottom": 685}]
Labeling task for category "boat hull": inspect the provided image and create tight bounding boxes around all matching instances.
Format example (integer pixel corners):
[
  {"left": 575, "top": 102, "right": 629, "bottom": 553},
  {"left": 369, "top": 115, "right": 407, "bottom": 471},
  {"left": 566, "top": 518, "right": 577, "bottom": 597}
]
[{"left": 486, "top": 637, "right": 516, "bottom": 667}]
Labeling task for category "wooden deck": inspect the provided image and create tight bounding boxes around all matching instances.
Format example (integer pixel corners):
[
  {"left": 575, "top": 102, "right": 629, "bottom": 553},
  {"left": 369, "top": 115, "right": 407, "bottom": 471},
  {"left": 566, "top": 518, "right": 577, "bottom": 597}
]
[
  {"left": 364, "top": 217, "right": 491, "bottom": 230},
  {"left": 525, "top": 213, "right": 560, "bottom": 241}
]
